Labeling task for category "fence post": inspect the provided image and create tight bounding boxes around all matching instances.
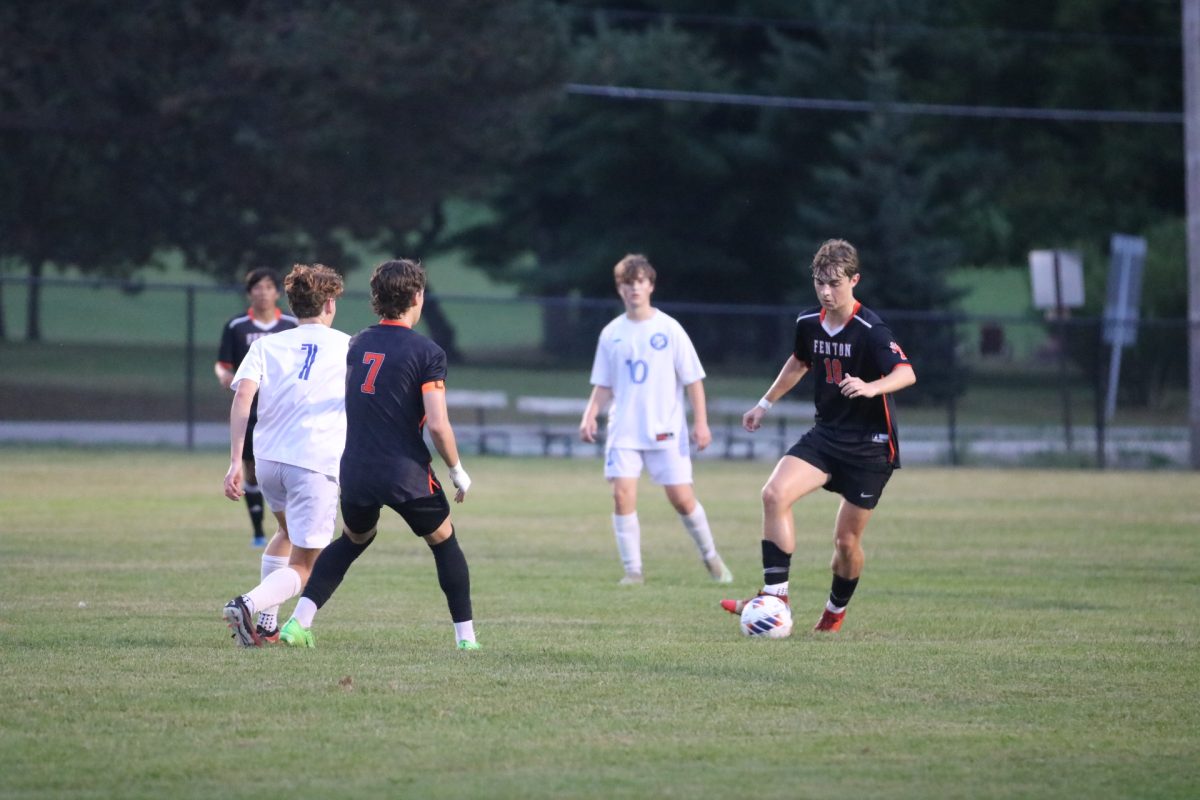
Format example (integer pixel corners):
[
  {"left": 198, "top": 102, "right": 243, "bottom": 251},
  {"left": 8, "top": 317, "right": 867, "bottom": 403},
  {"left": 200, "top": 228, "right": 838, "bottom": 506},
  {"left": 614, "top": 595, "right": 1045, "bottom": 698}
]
[
  {"left": 1094, "top": 318, "right": 1107, "bottom": 469},
  {"left": 185, "top": 286, "right": 196, "bottom": 451},
  {"left": 946, "top": 314, "right": 959, "bottom": 466}
]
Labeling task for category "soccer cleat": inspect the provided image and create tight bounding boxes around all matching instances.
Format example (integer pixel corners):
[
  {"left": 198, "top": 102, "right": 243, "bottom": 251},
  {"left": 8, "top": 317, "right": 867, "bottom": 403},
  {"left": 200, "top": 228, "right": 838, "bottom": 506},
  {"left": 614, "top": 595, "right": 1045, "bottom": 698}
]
[
  {"left": 222, "top": 597, "right": 262, "bottom": 647},
  {"left": 279, "top": 617, "right": 315, "bottom": 648},
  {"left": 813, "top": 608, "right": 846, "bottom": 632},
  {"left": 705, "top": 556, "right": 734, "bottom": 584},
  {"left": 617, "top": 572, "right": 644, "bottom": 585},
  {"left": 251, "top": 535, "right": 267, "bottom": 548},
  {"left": 720, "top": 591, "right": 789, "bottom": 616},
  {"left": 457, "top": 640, "right": 481, "bottom": 651},
  {"left": 257, "top": 624, "right": 280, "bottom": 645}
]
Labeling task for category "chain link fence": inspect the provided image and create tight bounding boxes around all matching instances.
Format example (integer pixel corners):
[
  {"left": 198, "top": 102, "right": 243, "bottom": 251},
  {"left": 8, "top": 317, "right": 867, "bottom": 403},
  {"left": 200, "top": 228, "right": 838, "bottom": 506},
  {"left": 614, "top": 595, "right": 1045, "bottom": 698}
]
[{"left": 0, "top": 275, "right": 1190, "bottom": 467}]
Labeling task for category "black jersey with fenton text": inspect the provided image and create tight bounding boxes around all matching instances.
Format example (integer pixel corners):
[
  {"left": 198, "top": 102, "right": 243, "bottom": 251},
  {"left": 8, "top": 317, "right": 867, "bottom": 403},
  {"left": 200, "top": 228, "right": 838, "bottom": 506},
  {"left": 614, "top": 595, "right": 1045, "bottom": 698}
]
[
  {"left": 341, "top": 321, "right": 448, "bottom": 502},
  {"left": 217, "top": 309, "right": 299, "bottom": 373},
  {"left": 793, "top": 303, "right": 914, "bottom": 464},
  {"left": 218, "top": 309, "right": 298, "bottom": 424}
]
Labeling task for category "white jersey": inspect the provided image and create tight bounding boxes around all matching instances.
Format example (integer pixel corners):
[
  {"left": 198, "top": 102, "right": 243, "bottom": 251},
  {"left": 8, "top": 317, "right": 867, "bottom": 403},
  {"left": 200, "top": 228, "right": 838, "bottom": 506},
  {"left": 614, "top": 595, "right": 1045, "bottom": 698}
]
[
  {"left": 589, "top": 309, "right": 706, "bottom": 451},
  {"left": 232, "top": 323, "right": 350, "bottom": 478}
]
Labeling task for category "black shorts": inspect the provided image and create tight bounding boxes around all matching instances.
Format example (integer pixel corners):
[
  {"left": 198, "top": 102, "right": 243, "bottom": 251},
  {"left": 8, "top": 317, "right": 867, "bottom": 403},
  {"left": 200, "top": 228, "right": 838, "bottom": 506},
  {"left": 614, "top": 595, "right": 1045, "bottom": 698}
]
[
  {"left": 341, "top": 487, "right": 451, "bottom": 538},
  {"left": 786, "top": 426, "right": 894, "bottom": 510},
  {"left": 243, "top": 417, "right": 256, "bottom": 463}
]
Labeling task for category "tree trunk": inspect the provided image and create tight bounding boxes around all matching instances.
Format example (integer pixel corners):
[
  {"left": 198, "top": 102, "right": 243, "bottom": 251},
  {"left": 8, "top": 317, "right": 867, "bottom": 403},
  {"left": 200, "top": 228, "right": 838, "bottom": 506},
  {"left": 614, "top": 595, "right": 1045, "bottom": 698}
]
[
  {"left": 412, "top": 202, "right": 463, "bottom": 362},
  {"left": 25, "top": 260, "right": 43, "bottom": 342}
]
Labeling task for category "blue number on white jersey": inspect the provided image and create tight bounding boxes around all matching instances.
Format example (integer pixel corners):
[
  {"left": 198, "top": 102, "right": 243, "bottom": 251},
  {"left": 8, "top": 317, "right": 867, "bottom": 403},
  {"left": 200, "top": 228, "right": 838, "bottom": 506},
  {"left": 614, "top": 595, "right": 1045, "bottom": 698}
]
[{"left": 298, "top": 343, "right": 319, "bottom": 380}]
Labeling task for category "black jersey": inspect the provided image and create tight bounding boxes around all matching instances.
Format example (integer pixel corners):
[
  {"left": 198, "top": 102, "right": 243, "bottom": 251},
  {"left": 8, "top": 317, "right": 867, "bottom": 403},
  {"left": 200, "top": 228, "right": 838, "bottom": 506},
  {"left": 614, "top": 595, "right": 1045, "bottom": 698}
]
[
  {"left": 793, "top": 303, "right": 913, "bottom": 464},
  {"left": 340, "top": 321, "right": 449, "bottom": 502},
  {"left": 217, "top": 308, "right": 299, "bottom": 372}
]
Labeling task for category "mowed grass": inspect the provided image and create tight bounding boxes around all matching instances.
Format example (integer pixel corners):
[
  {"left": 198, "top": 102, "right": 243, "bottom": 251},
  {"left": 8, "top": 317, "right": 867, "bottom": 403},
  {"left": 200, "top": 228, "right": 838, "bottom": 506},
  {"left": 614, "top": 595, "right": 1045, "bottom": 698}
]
[{"left": 1, "top": 450, "right": 1197, "bottom": 799}]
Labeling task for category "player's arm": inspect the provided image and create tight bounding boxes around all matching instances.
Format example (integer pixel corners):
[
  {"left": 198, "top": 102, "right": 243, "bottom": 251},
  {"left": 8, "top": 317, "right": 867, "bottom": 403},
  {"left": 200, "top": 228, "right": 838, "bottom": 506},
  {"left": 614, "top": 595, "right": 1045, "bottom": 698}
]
[
  {"left": 423, "top": 383, "right": 470, "bottom": 503},
  {"left": 744, "top": 355, "right": 809, "bottom": 432},
  {"left": 214, "top": 362, "right": 235, "bottom": 390},
  {"left": 684, "top": 380, "right": 711, "bottom": 451},
  {"left": 838, "top": 363, "right": 916, "bottom": 399},
  {"left": 224, "top": 379, "right": 257, "bottom": 500},
  {"left": 580, "top": 385, "right": 613, "bottom": 443}
]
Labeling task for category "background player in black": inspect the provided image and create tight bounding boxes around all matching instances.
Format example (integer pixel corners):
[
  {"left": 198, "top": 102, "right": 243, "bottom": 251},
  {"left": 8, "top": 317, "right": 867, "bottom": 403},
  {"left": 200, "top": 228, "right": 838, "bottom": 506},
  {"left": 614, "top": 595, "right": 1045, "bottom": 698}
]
[
  {"left": 215, "top": 267, "right": 298, "bottom": 546},
  {"left": 721, "top": 239, "right": 916, "bottom": 632},
  {"left": 278, "top": 259, "right": 478, "bottom": 651}
]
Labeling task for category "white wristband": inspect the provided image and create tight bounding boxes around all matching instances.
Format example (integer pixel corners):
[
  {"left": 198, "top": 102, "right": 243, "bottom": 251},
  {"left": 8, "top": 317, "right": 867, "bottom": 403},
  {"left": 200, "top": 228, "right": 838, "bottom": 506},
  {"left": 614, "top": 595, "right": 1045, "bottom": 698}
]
[{"left": 757, "top": 397, "right": 773, "bottom": 410}]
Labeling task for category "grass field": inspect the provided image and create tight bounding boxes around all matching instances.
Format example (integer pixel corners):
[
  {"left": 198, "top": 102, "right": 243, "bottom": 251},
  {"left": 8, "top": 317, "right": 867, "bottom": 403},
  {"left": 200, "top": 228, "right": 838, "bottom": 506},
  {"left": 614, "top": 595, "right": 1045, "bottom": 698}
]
[{"left": 1, "top": 449, "right": 1197, "bottom": 799}]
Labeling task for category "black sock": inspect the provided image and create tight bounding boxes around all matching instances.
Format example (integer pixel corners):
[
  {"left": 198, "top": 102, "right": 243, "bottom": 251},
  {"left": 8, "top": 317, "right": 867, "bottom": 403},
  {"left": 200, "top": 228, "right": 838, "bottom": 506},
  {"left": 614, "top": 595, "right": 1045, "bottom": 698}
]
[
  {"left": 762, "top": 540, "right": 791, "bottom": 586},
  {"left": 245, "top": 490, "right": 265, "bottom": 537},
  {"left": 430, "top": 530, "right": 472, "bottom": 623},
  {"left": 829, "top": 574, "right": 859, "bottom": 609},
  {"left": 301, "top": 532, "right": 374, "bottom": 609}
]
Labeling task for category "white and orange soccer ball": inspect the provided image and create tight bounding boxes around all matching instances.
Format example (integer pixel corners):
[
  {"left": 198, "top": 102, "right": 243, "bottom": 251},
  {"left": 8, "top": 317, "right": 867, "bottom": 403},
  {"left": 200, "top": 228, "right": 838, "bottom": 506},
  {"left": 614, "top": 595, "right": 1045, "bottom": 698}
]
[{"left": 739, "top": 594, "right": 793, "bottom": 639}]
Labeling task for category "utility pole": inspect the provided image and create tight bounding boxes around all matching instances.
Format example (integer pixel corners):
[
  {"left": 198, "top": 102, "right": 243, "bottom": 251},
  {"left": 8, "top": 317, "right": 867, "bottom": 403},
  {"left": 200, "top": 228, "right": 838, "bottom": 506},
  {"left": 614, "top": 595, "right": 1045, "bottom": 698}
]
[{"left": 1186, "top": 0, "right": 1200, "bottom": 469}]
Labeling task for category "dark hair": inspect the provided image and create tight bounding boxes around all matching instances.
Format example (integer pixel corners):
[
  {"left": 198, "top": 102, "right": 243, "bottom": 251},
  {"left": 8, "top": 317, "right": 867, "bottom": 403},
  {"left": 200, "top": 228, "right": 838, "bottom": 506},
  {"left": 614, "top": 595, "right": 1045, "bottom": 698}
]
[
  {"left": 244, "top": 267, "right": 281, "bottom": 294},
  {"left": 613, "top": 254, "right": 657, "bottom": 286},
  {"left": 370, "top": 259, "right": 426, "bottom": 319},
  {"left": 811, "top": 239, "right": 860, "bottom": 280},
  {"left": 284, "top": 264, "right": 343, "bottom": 318}
]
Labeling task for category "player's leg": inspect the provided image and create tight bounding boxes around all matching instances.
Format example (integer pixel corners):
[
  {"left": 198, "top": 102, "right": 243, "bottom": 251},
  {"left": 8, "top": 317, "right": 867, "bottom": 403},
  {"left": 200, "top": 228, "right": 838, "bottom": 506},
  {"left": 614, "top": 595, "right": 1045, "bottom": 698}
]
[
  {"left": 243, "top": 423, "right": 266, "bottom": 546},
  {"left": 720, "top": 454, "right": 828, "bottom": 615},
  {"left": 813, "top": 500, "right": 872, "bottom": 632},
  {"left": 421, "top": 517, "right": 478, "bottom": 650},
  {"left": 656, "top": 447, "right": 731, "bottom": 583},
  {"left": 281, "top": 500, "right": 380, "bottom": 648},
  {"left": 244, "top": 467, "right": 335, "bottom": 641},
  {"left": 606, "top": 448, "right": 644, "bottom": 584},
  {"left": 814, "top": 463, "right": 890, "bottom": 632},
  {"left": 253, "top": 511, "right": 290, "bottom": 640}
]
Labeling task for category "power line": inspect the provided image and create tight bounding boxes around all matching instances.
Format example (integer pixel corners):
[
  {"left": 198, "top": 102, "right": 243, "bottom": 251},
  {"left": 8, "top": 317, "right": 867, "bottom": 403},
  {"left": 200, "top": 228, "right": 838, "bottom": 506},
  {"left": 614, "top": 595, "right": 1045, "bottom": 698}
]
[{"left": 565, "top": 83, "right": 1184, "bottom": 125}]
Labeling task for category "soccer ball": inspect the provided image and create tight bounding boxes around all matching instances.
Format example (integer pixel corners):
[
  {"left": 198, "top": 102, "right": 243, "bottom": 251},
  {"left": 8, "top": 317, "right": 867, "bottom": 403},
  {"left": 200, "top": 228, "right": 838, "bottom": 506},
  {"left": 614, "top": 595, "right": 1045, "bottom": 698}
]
[{"left": 739, "top": 594, "right": 793, "bottom": 639}]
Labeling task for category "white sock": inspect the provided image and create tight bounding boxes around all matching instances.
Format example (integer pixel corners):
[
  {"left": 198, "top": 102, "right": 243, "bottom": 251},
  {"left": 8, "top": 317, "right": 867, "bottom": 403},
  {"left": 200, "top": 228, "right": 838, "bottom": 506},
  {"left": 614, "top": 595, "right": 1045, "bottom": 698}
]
[
  {"left": 612, "top": 512, "right": 642, "bottom": 576},
  {"left": 292, "top": 596, "right": 318, "bottom": 629},
  {"left": 679, "top": 502, "right": 717, "bottom": 560},
  {"left": 762, "top": 581, "right": 789, "bottom": 598},
  {"left": 454, "top": 620, "right": 476, "bottom": 644},
  {"left": 245, "top": 567, "right": 301, "bottom": 624},
  {"left": 827, "top": 599, "right": 846, "bottom": 614},
  {"left": 256, "top": 554, "right": 289, "bottom": 629}
]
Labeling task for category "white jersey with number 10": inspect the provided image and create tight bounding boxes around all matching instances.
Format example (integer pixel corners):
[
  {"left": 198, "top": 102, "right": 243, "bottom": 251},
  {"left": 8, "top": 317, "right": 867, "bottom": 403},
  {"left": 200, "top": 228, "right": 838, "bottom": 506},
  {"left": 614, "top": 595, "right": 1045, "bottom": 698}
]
[{"left": 589, "top": 309, "right": 705, "bottom": 451}]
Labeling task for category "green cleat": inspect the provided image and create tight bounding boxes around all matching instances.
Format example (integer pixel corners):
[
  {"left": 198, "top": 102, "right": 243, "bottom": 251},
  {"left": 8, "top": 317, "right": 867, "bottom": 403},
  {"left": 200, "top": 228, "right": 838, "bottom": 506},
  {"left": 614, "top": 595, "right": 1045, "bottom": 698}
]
[
  {"left": 456, "top": 640, "right": 480, "bottom": 651},
  {"left": 279, "top": 617, "right": 315, "bottom": 648}
]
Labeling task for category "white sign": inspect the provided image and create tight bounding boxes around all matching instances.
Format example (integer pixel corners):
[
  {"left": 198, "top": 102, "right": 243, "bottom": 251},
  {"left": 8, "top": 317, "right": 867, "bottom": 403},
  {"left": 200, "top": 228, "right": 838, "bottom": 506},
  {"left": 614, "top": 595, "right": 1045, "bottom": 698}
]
[
  {"left": 1028, "top": 250, "right": 1085, "bottom": 310},
  {"left": 1103, "top": 234, "right": 1146, "bottom": 347}
]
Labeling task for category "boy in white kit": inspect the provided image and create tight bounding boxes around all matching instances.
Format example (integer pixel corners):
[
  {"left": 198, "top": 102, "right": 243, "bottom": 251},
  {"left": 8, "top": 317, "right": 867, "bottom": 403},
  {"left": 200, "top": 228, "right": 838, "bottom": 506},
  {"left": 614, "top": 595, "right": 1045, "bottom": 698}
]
[
  {"left": 579, "top": 254, "right": 733, "bottom": 585},
  {"left": 220, "top": 264, "right": 351, "bottom": 646}
]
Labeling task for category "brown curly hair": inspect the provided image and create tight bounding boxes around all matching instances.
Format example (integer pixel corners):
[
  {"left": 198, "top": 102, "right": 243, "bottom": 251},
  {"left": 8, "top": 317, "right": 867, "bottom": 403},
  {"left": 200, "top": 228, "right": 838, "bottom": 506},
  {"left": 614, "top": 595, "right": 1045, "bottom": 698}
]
[
  {"left": 370, "top": 259, "right": 426, "bottom": 319},
  {"left": 811, "top": 239, "right": 859, "bottom": 281},
  {"left": 284, "top": 264, "right": 344, "bottom": 318},
  {"left": 613, "top": 253, "right": 657, "bottom": 286}
]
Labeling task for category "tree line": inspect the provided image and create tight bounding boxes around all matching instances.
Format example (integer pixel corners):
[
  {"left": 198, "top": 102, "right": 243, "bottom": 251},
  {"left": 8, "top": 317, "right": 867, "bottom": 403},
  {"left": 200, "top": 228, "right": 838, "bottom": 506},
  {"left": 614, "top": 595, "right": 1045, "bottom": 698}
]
[{"left": 1, "top": 0, "right": 1186, "bottom": 361}]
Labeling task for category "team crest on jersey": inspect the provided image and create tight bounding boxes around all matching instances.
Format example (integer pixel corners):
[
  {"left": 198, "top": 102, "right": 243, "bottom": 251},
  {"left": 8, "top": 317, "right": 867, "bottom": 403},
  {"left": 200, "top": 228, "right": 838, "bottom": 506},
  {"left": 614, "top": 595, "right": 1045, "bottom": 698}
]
[
  {"left": 889, "top": 341, "right": 908, "bottom": 360},
  {"left": 650, "top": 333, "right": 668, "bottom": 350}
]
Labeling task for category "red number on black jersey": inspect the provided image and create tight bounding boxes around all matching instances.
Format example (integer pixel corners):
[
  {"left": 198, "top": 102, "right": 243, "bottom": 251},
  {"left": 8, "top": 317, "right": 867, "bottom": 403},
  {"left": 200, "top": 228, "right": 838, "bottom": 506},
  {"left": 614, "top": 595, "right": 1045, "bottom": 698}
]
[
  {"left": 360, "top": 352, "right": 385, "bottom": 394},
  {"left": 823, "top": 357, "right": 844, "bottom": 385}
]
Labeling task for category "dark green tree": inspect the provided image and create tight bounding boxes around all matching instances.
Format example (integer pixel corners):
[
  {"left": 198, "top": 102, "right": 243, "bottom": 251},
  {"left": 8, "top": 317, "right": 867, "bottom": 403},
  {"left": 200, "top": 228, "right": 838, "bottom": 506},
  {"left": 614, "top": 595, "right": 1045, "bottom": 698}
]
[
  {"left": 0, "top": 1, "right": 567, "bottom": 340},
  {"left": 450, "top": 15, "right": 799, "bottom": 358}
]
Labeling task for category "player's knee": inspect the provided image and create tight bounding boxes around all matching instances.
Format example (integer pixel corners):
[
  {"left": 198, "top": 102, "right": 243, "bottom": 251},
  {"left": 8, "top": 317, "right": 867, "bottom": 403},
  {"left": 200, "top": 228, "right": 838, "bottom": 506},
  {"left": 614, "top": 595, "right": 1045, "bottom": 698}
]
[
  {"left": 344, "top": 527, "right": 376, "bottom": 546},
  {"left": 761, "top": 481, "right": 789, "bottom": 512}
]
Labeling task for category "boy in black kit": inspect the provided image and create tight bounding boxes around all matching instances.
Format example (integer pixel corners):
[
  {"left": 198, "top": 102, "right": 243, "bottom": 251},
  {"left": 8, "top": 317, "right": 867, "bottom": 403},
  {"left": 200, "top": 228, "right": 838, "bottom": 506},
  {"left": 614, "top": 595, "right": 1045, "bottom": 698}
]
[
  {"left": 215, "top": 268, "right": 299, "bottom": 546},
  {"left": 721, "top": 239, "right": 916, "bottom": 632},
  {"left": 279, "top": 259, "right": 478, "bottom": 651}
]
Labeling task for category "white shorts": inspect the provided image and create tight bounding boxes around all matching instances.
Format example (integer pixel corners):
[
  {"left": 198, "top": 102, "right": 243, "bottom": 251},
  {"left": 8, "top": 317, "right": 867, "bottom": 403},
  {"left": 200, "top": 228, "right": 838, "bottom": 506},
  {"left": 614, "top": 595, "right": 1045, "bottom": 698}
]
[
  {"left": 604, "top": 445, "right": 693, "bottom": 485},
  {"left": 255, "top": 458, "right": 340, "bottom": 549}
]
